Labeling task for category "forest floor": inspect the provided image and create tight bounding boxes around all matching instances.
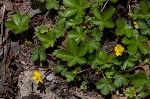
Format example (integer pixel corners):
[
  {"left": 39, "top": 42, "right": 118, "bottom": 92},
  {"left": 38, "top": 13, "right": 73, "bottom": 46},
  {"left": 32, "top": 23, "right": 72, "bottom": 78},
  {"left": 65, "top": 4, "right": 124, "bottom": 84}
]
[{"left": 0, "top": 0, "right": 149, "bottom": 99}]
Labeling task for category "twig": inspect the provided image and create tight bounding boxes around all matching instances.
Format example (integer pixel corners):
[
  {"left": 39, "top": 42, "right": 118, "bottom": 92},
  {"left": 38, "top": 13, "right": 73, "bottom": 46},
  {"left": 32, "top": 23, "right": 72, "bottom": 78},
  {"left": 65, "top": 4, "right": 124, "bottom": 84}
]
[
  {"left": 101, "top": 0, "right": 110, "bottom": 12},
  {"left": 1, "top": 4, "right": 5, "bottom": 44}
]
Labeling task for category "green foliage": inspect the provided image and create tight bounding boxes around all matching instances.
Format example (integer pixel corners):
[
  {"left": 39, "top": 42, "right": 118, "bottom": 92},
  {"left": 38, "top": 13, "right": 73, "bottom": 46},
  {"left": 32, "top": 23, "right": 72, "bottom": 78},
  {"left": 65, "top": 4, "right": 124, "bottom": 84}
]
[
  {"left": 61, "top": 0, "right": 89, "bottom": 17},
  {"left": 92, "top": 51, "right": 114, "bottom": 69},
  {"left": 96, "top": 78, "right": 115, "bottom": 95},
  {"left": 138, "top": 21, "right": 150, "bottom": 35},
  {"left": 125, "top": 87, "right": 136, "bottom": 98},
  {"left": 5, "top": 13, "right": 30, "bottom": 34},
  {"left": 113, "top": 73, "right": 129, "bottom": 87},
  {"left": 128, "top": 0, "right": 150, "bottom": 20},
  {"left": 122, "top": 35, "right": 148, "bottom": 55},
  {"left": 53, "top": 39, "right": 87, "bottom": 66},
  {"left": 35, "top": 25, "right": 56, "bottom": 48},
  {"left": 115, "top": 19, "right": 133, "bottom": 37},
  {"left": 32, "top": 46, "right": 46, "bottom": 61},
  {"left": 46, "top": 0, "right": 59, "bottom": 10},
  {"left": 68, "top": 26, "right": 89, "bottom": 43},
  {"left": 92, "top": 7, "right": 116, "bottom": 30},
  {"left": 25, "top": 0, "right": 150, "bottom": 97}
]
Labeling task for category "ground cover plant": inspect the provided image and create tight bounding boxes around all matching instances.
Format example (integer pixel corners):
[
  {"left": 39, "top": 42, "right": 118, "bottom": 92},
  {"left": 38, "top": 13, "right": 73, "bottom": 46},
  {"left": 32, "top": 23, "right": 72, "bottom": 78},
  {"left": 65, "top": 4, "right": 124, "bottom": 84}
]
[{"left": 3, "top": 0, "right": 150, "bottom": 98}]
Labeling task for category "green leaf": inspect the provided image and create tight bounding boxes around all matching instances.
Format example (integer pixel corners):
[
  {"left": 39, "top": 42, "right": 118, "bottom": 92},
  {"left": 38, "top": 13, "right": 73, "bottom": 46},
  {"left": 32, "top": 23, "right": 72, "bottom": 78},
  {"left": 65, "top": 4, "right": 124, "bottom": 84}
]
[
  {"left": 92, "top": 7, "right": 115, "bottom": 30},
  {"left": 32, "top": 46, "right": 46, "bottom": 61},
  {"left": 46, "top": 0, "right": 59, "bottom": 10},
  {"left": 63, "top": 8, "right": 78, "bottom": 17},
  {"left": 114, "top": 73, "right": 129, "bottom": 87},
  {"left": 94, "top": 51, "right": 113, "bottom": 69},
  {"left": 62, "top": 0, "right": 89, "bottom": 17},
  {"left": 83, "top": 39, "right": 100, "bottom": 53},
  {"left": 64, "top": 72, "right": 75, "bottom": 82},
  {"left": 129, "top": 72, "right": 148, "bottom": 87},
  {"left": 122, "top": 36, "right": 148, "bottom": 55},
  {"left": 77, "top": 44, "right": 88, "bottom": 57},
  {"left": 140, "top": 0, "right": 149, "bottom": 14},
  {"left": 63, "top": 0, "right": 77, "bottom": 7},
  {"left": 53, "top": 50, "right": 74, "bottom": 61},
  {"left": 66, "top": 39, "right": 78, "bottom": 55},
  {"left": 103, "top": 7, "right": 116, "bottom": 21},
  {"left": 122, "top": 57, "right": 136, "bottom": 70},
  {"left": 116, "top": 19, "right": 133, "bottom": 37},
  {"left": 138, "top": 21, "right": 150, "bottom": 35},
  {"left": 125, "top": 87, "right": 136, "bottom": 98},
  {"left": 96, "top": 78, "right": 115, "bottom": 95},
  {"left": 5, "top": 13, "right": 30, "bottom": 34},
  {"left": 54, "top": 65, "right": 63, "bottom": 73},
  {"left": 138, "top": 21, "right": 148, "bottom": 29},
  {"left": 68, "top": 26, "right": 87, "bottom": 43},
  {"left": 37, "top": 30, "right": 56, "bottom": 48},
  {"left": 35, "top": 25, "right": 48, "bottom": 34},
  {"left": 65, "top": 16, "right": 83, "bottom": 28}
]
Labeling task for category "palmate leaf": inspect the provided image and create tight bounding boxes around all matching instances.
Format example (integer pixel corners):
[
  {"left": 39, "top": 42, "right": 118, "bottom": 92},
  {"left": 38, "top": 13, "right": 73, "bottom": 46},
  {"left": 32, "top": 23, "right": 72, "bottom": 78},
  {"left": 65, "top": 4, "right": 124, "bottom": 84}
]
[
  {"left": 96, "top": 78, "right": 115, "bottom": 95},
  {"left": 122, "top": 36, "right": 148, "bottom": 55},
  {"left": 5, "top": 13, "right": 30, "bottom": 34},
  {"left": 94, "top": 51, "right": 113, "bottom": 69},
  {"left": 62, "top": 0, "right": 89, "bottom": 17},
  {"left": 37, "top": 30, "right": 56, "bottom": 48},
  {"left": 129, "top": 72, "right": 149, "bottom": 87},
  {"left": 138, "top": 21, "right": 150, "bottom": 35},
  {"left": 114, "top": 73, "right": 129, "bottom": 87},
  {"left": 122, "top": 57, "right": 136, "bottom": 70},
  {"left": 68, "top": 26, "right": 89, "bottom": 43},
  {"left": 53, "top": 39, "right": 87, "bottom": 67},
  {"left": 32, "top": 46, "right": 46, "bottom": 61},
  {"left": 46, "top": 0, "right": 59, "bottom": 10},
  {"left": 92, "top": 7, "right": 116, "bottom": 30},
  {"left": 82, "top": 39, "right": 100, "bottom": 53},
  {"left": 140, "top": 0, "right": 149, "bottom": 14},
  {"left": 116, "top": 19, "right": 133, "bottom": 37}
]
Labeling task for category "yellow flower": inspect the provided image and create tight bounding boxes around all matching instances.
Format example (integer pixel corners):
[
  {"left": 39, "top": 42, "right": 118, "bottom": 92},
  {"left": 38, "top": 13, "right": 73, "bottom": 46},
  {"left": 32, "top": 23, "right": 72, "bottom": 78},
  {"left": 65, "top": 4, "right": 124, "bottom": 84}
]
[
  {"left": 114, "top": 44, "right": 124, "bottom": 56},
  {"left": 32, "top": 71, "right": 42, "bottom": 84},
  {"left": 133, "top": 21, "right": 139, "bottom": 29}
]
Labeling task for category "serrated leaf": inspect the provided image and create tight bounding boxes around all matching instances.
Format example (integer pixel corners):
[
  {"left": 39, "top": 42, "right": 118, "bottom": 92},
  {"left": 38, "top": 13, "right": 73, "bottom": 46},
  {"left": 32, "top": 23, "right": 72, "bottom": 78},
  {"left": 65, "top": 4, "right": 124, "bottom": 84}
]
[
  {"left": 140, "top": 0, "right": 149, "bottom": 14},
  {"left": 122, "top": 57, "right": 136, "bottom": 70},
  {"left": 77, "top": 45, "right": 88, "bottom": 57},
  {"left": 68, "top": 26, "right": 87, "bottom": 43},
  {"left": 54, "top": 65, "right": 63, "bottom": 73},
  {"left": 103, "top": 7, "right": 116, "bottom": 21},
  {"left": 114, "top": 73, "right": 129, "bottom": 87},
  {"left": 122, "top": 36, "right": 148, "bottom": 55},
  {"left": 46, "top": 0, "right": 59, "bottom": 10},
  {"left": 32, "top": 46, "right": 46, "bottom": 61},
  {"left": 92, "top": 7, "right": 115, "bottom": 30},
  {"left": 94, "top": 51, "right": 113, "bottom": 69},
  {"left": 53, "top": 50, "right": 74, "bottom": 61},
  {"left": 116, "top": 19, "right": 133, "bottom": 37},
  {"left": 63, "top": 0, "right": 77, "bottom": 8},
  {"left": 129, "top": 72, "right": 148, "bottom": 87},
  {"left": 62, "top": 0, "right": 89, "bottom": 17},
  {"left": 63, "top": 8, "right": 78, "bottom": 17},
  {"left": 96, "top": 78, "right": 115, "bottom": 95},
  {"left": 138, "top": 21, "right": 148, "bottom": 29},
  {"left": 64, "top": 72, "right": 75, "bottom": 82},
  {"left": 66, "top": 39, "right": 78, "bottom": 55},
  {"left": 5, "top": 13, "right": 30, "bottom": 34},
  {"left": 37, "top": 30, "right": 56, "bottom": 48}
]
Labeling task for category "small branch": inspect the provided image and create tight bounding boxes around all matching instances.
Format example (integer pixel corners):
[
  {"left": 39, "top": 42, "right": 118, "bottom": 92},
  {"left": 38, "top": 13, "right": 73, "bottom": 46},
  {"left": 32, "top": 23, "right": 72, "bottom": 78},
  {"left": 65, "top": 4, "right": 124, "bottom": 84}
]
[
  {"left": 1, "top": 4, "right": 5, "bottom": 44},
  {"left": 101, "top": 0, "right": 110, "bottom": 12}
]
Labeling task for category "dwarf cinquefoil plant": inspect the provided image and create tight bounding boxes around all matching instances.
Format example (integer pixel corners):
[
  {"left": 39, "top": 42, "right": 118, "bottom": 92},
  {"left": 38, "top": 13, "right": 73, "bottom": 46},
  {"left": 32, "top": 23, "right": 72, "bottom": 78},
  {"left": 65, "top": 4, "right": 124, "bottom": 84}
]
[{"left": 29, "top": 0, "right": 150, "bottom": 98}]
